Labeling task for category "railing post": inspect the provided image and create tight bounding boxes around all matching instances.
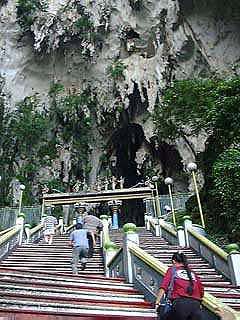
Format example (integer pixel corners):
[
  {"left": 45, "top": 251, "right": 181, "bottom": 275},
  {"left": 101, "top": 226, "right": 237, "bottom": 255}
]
[
  {"left": 183, "top": 215, "right": 192, "bottom": 247},
  {"left": 100, "top": 215, "right": 110, "bottom": 249},
  {"left": 24, "top": 224, "right": 31, "bottom": 244},
  {"left": 16, "top": 213, "right": 25, "bottom": 245},
  {"left": 226, "top": 244, "right": 240, "bottom": 286},
  {"left": 104, "top": 243, "right": 119, "bottom": 277},
  {"left": 156, "top": 217, "right": 164, "bottom": 237},
  {"left": 177, "top": 226, "right": 186, "bottom": 247},
  {"left": 145, "top": 212, "right": 150, "bottom": 231},
  {"left": 101, "top": 215, "right": 118, "bottom": 276},
  {"left": 58, "top": 216, "right": 64, "bottom": 235},
  {"left": 123, "top": 223, "right": 139, "bottom": 283}
]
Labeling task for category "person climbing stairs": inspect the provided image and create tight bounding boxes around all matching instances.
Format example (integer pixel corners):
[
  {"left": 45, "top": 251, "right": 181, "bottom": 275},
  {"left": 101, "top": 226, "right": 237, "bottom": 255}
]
[
  {"left": 0, "top": 233, "right": 156, "bottom": 319},
  {"left": 110, "top": 228, "right": 240, "bottom": 312}
]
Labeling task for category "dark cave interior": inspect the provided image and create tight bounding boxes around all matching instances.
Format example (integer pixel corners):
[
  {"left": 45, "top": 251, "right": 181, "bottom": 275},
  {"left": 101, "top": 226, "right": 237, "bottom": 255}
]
[
  {"left": 108, "top": 83, "right": 148, "bottom": 226},
  {"left": 111, "top": 123, "right": 145, "bottom": 187},
  {"left": 105, "top": 84, "right": 188, "bottom": 226}
]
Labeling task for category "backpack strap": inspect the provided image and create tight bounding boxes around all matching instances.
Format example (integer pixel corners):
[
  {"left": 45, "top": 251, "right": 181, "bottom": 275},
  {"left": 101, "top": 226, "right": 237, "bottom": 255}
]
[{"left": 166, "top": 266, "right": 176, "bottom": 300}]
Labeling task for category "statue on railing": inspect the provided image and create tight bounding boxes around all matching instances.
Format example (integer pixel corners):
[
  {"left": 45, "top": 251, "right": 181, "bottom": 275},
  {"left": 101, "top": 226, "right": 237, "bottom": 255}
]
[
  {"left": 144, "top": 176, "right": 154, "bottom": 189},
  {"left": 104, "top": 177, "right": 109, "bottom": 191},
  {"left": 42, "top": 185, "right": 49, "bottom": 194},
  {"left": 96, "top": 177, "right": 102, "bottom": 192},
  {"left": 118, "top": 176, "right": 125, "bottom": 189},
  {"left": 72, "top": 180, "right": 82, "bottom": 192},
  {"left": 111, "top": 176, "right": 117, "bottom": 190}
]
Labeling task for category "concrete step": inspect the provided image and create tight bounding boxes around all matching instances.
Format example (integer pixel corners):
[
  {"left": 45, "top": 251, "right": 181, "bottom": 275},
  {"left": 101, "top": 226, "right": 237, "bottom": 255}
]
[
  {"left": 0, "top": 268, "right": 128, "bottom": 285},
  {"left": 0, "top": 296, "right": 156, "bottom": 318},
  {"left": 0, "top": 277, "right": 138, "bottom": 294},
  {"left": 0, "top": 285, "right": 146, "bottom": 303},
  {"left": 110, "top": 229, "right": 240, "bottom": 311},
  {"left": 0, "top": 233, "right": 156, "bottom": 318}
]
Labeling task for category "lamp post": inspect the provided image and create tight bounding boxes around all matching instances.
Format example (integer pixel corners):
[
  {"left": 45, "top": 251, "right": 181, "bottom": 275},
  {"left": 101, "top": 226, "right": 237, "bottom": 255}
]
[
  {"left": 18, "top": 184, "right": 25, "bottom": 215},
  {"left": 187, "top": 162, "right": 205, "bottom": 229},
  {"left": 152, "top": 176, "right": 162, "bottom": 217},
  {"left": 108, "top": 199, "right": 122, "bottom": 229},
  {"left": 150, "top": 184, "right": 157, "bottom": 218},
  {"left": 164, "top": 177, "right": 176, "bottom": 227}
]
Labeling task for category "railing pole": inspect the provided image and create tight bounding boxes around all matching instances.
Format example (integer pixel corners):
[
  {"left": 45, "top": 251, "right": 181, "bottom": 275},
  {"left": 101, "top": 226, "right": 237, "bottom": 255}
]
[
  {"left": 24, "top": 224, "right": 31, "bottom": 244},
  {"left": 177, "top": 226, "right": 186, "bottom": 247},
  {"left": 226, "top": 244, "right": 240, "bottom": 286},
  {"left": 16, "top": 213, "right": 25, "bottom": 245},
  {"left": 123, "top": 223, "right": 139, "bottom": 283},
  {"left": 192, "top": 171, "right": 205, "bottom": 228},
  {"left": 100, "top": 215, "right": 118, "bottom": 277},
  {"left": 183, "top": 215, "right": 192, "bottom": 247}
]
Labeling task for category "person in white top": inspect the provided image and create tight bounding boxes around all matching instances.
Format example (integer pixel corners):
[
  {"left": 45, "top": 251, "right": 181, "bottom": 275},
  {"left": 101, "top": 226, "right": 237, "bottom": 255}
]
[{"left": 43, "top": 215, "right": 58, "bottom": 245}]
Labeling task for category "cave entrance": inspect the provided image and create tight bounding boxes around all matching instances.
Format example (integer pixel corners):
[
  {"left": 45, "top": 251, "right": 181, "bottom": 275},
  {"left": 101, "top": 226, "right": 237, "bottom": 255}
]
[
  {"left": 110, "top": 123, "right": 146, "bottom": 226},
  {"left": 111, "top": 123, "right": 144, "bottom": 187}
]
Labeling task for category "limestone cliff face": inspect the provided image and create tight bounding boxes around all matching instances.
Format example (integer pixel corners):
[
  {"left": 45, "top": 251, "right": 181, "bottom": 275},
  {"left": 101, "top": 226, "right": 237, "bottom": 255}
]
[{"left": 0, "top": 0, "right": 239, "bottom": 199}]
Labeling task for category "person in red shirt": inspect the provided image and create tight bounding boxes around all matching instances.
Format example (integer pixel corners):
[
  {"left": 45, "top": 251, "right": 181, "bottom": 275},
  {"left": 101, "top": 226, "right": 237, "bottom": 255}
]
[{"left": 155, "top": 252, "right": 204, "bottom": 320}]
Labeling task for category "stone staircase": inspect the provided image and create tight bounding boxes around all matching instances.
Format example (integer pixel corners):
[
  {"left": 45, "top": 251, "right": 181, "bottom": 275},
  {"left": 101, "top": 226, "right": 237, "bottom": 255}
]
[
  {"left": 110, "top": 228, "right": 240, "bottom": 311},
  {"left": 0, "top": 234, "right": 104, "bottom": 276},
  {"left": 0, "top": 234, "right": 156, "bottom": 319}
]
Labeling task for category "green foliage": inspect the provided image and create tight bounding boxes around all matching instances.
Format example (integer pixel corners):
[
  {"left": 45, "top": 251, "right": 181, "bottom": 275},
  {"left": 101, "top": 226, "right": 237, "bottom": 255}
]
[
  {"left": 212, "top": 148, "right": 240, "bottom": 239},
  {"left": 10, "top": 96, "right": 49, "bottom": 155},
  {"left": 48, "top": 82, "right": 65, "bottom": 97},
  {"left": 16, "top": 0, "right": 100, "bottom": 55},
  {"left": 154, "top": 77, "right": 240, "bottom": 241},
  {"left": 74, "top": 16, "right": 94, "bottom": 32},
  {"left": 52, "top": 205, "right": 64, "bottom": 219},
  {"left": 49, "top": 88, "right": 94, "bottom": 158},
  {"left": 0, "top": 95, "right": 49, "bottom": 205},
  {"left": 153, "top": 77, "right": 240, "bottom": 143},
  {"left": 108, "top": 60, "right": 127, "bottom": 80},
  {"left": 0, "top": 83, "right": 95, "bottom": 206},
  {"left": 41, "top": 179, "right": 66, "bottom": 193},
  {"left": 48, "top": 84, "right": 94, "bottom": 179},
  {"left": 16, "top": 0, "right": 47, "bottom": 31}
]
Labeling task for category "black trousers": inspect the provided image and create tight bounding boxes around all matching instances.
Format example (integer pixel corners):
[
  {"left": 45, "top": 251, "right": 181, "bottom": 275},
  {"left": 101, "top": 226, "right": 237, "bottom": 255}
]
[
  {"left": 164, "top": 298, "right": 202, "bottom": 320},
  {"left": 87, "top": 234, "right": 94, "bottom": 257}
]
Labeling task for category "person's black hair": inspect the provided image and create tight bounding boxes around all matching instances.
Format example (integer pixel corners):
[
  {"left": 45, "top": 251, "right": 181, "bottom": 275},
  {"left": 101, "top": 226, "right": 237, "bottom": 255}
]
[
  {"left": 172, "top": 252, "right": 194, "bottom": 295},
  {"left": 76, "top": 223, "right": 83, "bottom": 229}
]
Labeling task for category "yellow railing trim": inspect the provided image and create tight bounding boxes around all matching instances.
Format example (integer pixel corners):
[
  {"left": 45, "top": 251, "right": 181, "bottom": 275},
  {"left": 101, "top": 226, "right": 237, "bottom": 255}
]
[
  {"left": 103, "top": 231, "right": 110, "bottom": 245},
  {"left": 149, "top": 218, "right": 157, "bottom": 230},
  {"left": 129, "top": 244, "right": 239, "bottom": 318},
  {"left": 159, "top": 221, "right": 177, "bottom": 237},
  {"left": 0, "top": 226, "right": 21, "bottom": 246},
  {"left": 29, "top": 224, "right": 43, "bottom": 236},
  {"left": 107, "top": 248, "right": 123, "bottom": 268},
  {"left": 203, "top": 293, "right": 240, "bottom": 319},
  {"left": 65, "top": 224, "right": 74, "bottom": 233},
  {"left": 129, "top": 243, "right": 167, "bottom": 274},
  {"left": 188, "top": 228, "right": 228, "bottom": 261},
  {"left": 0, "top": 227, "right": 14, "bottom": 236}
]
